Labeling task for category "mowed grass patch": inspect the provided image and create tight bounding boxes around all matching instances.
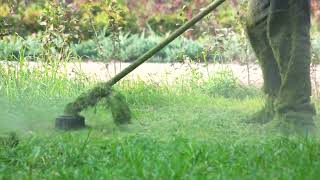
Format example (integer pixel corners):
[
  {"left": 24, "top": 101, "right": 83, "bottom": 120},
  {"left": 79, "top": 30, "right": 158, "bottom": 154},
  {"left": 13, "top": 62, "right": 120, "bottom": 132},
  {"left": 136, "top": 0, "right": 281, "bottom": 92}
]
[{"left": 1, "top": 61, "right": 320, "bottom": 179}]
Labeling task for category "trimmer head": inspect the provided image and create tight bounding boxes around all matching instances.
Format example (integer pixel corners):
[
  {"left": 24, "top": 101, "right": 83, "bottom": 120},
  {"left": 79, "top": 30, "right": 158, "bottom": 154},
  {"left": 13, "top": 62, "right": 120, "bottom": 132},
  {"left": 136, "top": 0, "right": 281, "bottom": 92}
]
[{"left": 55, "top": 115, "right": 85, "bottom": 130}]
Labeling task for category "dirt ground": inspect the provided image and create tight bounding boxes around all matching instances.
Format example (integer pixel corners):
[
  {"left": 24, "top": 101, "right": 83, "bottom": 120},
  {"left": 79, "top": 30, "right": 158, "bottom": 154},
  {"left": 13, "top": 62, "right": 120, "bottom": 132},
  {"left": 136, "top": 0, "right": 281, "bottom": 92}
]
[{"left": 63, "top": 61, "right": 264, "bottom": 86}]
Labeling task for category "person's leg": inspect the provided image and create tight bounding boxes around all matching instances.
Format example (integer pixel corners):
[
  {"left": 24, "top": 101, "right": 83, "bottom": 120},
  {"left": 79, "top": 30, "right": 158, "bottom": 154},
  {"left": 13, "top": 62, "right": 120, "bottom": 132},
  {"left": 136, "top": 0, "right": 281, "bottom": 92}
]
[
  {"left": 245, "top": 0, "right": 281, "bottom": 123},
  {"left": 268, "top": 0, "right": 316, "bottom": 133}
]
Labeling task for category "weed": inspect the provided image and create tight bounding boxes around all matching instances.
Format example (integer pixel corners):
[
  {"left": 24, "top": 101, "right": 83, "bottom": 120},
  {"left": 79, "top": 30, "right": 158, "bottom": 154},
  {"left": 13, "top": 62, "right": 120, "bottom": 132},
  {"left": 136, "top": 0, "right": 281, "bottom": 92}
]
[{"left": 204, "top": 68, "right": 261, "bottom": 98}]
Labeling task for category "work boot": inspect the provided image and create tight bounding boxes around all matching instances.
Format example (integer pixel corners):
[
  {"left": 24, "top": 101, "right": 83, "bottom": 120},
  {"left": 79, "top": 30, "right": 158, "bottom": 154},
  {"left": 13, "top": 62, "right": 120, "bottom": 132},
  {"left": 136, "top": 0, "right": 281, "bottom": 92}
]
[
  {"left": 266, "top": 111, "right": 317, "bottom": 136},
  {"left": 245, "top": 0, "right": 281, "bottom": 125},
  {"left": 264, "top": 0, "right": 317, "bottom": 136},
  {"left": 244, "top": 96, "right": 275, "bottom": 124}
]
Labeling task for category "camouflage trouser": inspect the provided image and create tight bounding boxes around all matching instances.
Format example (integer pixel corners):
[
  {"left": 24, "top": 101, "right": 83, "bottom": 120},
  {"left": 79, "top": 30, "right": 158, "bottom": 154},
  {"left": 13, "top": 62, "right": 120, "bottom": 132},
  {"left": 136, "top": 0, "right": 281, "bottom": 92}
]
[{"left": 246, "top": 0, "right": 316, "bottom": 116}]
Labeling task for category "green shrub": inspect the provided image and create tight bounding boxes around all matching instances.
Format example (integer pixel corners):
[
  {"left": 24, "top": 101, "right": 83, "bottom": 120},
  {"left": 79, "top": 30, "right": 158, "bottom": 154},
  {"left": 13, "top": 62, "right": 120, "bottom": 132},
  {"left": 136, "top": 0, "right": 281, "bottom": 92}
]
[
  {"left": 22, "top": 4, "right": 44, "bottom": 33},
  {"left": 0, "top": 37, "right": 23, "bottom": 60},
  {"left": 0, "top": 16, "right": 21, "bottom": 36},
  {"left": 199, "top": 30, "right": 254, "bottom": 63},
  {"left": 0, "top": 35, "right": 43, "bottom": 61},
  {"left": 0, "top": 0, "right": 138, "bottom": 40},
  {"left": 183, "top": 39, "right": 204, "bottom": 60},
  {"left": 24, "top": 35, "right": 42, "bottom": 57},
  {"left": 0, "top": 29, "right": 253, "bottom": 63},
  {"left": 1, "top": 30, "right": 249, "bottom": 63},
  {"left": 118, "top": 33, "right": 158, "bottom": 61},
  {"left": 72, "top": 32, "right": 205, "bottom": 62},
  {"left": 72, "top": 40, "right": 98, "bottom": 59},
  {"left": 147, "top": 13, "right": 186, "bottom": 35},
  {"left": 0, "top": 3, "right": 10, "bottom": 17}
]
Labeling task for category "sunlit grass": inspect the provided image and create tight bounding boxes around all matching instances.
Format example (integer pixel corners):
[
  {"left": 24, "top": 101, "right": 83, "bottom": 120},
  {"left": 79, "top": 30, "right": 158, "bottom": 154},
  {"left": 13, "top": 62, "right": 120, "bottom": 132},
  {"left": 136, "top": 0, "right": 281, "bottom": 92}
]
[{"left": 1, "top": 59, "right": 320, "bottom": 179}]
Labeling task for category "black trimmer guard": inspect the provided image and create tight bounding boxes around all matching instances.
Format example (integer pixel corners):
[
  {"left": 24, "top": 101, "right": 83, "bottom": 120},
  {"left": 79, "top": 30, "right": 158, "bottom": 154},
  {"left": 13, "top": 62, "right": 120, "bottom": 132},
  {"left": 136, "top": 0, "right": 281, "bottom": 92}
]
[{"left": 55, "top": 115, "right": 85, "bottom": 130}]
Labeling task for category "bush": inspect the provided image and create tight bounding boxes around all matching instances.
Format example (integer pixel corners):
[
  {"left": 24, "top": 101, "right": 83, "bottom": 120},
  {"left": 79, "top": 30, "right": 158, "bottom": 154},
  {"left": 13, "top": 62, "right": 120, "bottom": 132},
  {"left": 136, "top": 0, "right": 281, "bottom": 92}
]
[
  {"left": 0, "top": 35, "right": 42, "bottom": 60},
  {"left": 147, "top": 13, "right": 186, "bottom": 35},
  {"left": 71, "top": 40, "right": 98, "bottom": 59},
  {"left": 0, "top": 29, "right": 257, "bottom": 63},
  {"left": 72, "top": 32, "right": 205, "bottom": 62},
  {"left": 0, "top": 3, "right": 10, "bottom": 17},
  {"left": 119, "top": 33, "right": 158, "bottom": 61},
  {"left": 0, "top": 31, "right": 205, "bottom": 62},
  {"left": 0, "top": 1, "right": 137, "bottom": 40},
  {"left": 0, "top": 1, "right": 242, "bottom": 40},
  {"left": 22, "top": 4, "right": 44, "bottom": 33},
  {"left": 199, "top": 29, "right": 255, "bottom": 64},
  {"left": 0, "top": 37, "right": 24, "bottom": 60}
]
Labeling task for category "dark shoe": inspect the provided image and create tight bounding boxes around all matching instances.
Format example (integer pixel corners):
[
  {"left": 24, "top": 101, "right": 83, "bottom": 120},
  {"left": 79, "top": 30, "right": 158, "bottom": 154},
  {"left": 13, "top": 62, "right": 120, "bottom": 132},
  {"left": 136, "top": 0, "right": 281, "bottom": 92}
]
[
  {"left": 244, "top": 108, "right": 274, "bottom": 124},
  {"left": 244, "top": 97, "right": 275, "bottom": 124},
  {"left": 267, "top": 111, "right": 317, "bottom": 136}
]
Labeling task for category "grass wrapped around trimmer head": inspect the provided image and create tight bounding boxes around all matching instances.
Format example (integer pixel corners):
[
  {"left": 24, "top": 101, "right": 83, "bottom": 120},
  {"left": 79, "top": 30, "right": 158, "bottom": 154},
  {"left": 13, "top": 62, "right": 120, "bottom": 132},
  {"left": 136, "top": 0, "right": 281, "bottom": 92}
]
[
  {"left": 108, "top": 91, "right": 131, "bottom": 125},
  {"left": 63, "top": 83, "right": 131, "bottom": 126}
]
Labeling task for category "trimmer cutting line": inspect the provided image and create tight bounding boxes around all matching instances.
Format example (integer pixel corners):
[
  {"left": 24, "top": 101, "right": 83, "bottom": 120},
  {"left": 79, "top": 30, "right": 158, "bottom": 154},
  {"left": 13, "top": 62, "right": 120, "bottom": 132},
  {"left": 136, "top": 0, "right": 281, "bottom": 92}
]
[{"left": 55, "top": 0, "right": 226, "bottom": 130}]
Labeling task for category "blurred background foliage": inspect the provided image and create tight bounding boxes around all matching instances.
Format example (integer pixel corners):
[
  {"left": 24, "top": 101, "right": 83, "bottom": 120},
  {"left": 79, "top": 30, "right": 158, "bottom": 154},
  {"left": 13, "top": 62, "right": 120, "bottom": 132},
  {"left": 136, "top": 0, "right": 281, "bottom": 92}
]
[
  {"left": 0, "top": 0, "right": 242, "bottom": 39},
  {"left": 1, "top": 0, "right": 320, "bottom": 38},
  {"left": 0, "top": 0, "right": 320, "bottom": 63}
]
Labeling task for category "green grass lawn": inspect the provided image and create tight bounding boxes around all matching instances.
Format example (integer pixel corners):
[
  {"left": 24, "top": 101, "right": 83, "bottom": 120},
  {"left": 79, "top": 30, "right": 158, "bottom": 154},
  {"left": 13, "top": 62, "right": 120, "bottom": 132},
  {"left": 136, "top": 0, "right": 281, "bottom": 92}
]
[{"left": 1, "top": 63, "right": 320, "bottom": 179}]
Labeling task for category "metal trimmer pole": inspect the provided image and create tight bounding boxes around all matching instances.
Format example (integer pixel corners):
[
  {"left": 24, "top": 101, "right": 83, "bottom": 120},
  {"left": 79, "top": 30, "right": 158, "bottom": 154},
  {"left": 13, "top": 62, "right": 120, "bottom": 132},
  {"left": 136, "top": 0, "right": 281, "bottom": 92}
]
[{"left": 107, "top": 0, "right": 226, "bottom": 86}]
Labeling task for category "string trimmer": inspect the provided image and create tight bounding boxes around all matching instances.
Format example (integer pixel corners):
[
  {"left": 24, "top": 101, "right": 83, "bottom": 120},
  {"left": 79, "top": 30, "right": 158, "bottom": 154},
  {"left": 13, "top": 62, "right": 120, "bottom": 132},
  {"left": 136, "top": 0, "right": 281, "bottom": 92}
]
[{"left": 55, "top": 0, "right": 226, "bottom": 130}]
